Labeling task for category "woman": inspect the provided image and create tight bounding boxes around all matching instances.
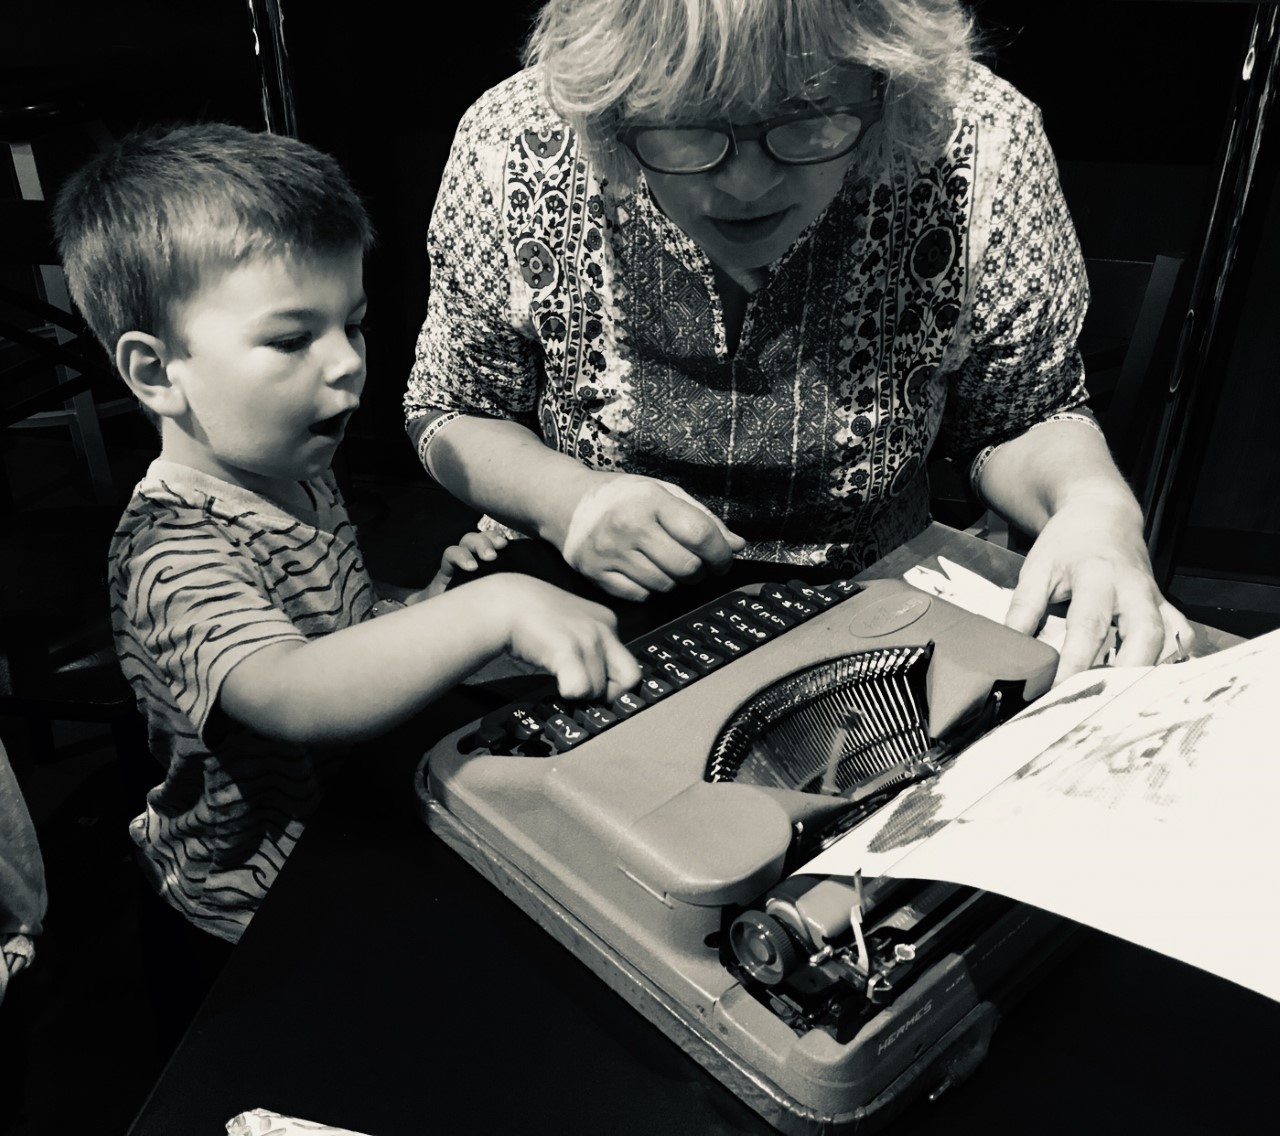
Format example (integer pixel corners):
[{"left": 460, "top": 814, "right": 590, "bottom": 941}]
[{"left": 404, "top": 0, "right": 1191, "bottom": 682}]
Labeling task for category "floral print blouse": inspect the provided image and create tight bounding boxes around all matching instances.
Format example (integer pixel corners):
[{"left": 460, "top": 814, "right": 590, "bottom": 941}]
[{"left": 405, "top": 62, "right": 1095, "bottom": 573}]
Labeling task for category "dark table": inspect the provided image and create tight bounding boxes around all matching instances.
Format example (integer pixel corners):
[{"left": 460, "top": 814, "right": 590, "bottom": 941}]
[{"left": 129, "top": 525, "right": 1276, "bottom": 1136}]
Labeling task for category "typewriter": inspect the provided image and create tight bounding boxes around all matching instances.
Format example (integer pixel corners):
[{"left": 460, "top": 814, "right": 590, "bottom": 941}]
[{"left": 417, "top": 575, "right": 1076, "bottom": 1134}]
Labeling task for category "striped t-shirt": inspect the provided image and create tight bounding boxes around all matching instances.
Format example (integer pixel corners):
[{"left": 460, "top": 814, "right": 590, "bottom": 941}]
[{"left": 110, "top": 460, "right": 376, "bottom": 942}]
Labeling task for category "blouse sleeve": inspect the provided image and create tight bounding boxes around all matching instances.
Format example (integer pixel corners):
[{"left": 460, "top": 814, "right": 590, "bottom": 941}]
[
  {"left": 937, "top": 102, "right": 1098, "bottom": 485},
  {"left": 404, "top": 92, "right": 543, "bottom": 472}
]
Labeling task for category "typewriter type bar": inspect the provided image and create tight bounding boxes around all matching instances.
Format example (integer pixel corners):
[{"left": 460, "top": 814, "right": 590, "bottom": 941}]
[{"left": 419, "top": 576, "right": 1070, "bottom": 1135}]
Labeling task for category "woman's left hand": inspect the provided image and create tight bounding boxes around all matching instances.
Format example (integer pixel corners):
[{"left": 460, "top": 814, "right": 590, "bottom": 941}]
[{"left": 1003, "top": 491, "right": 1195, "bottom": 684}]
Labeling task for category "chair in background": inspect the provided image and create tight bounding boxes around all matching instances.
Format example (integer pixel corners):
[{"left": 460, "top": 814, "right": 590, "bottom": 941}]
[
  {"left": 0, "top": 502, "right": 143, "bottom": 787},
  {"left": 1079, "top": 254, "right": 1188, "bottom": 523},
  {"left": 0, "top": 96, "right": 131, "bottom": 511},
  {"left": 0, "top": 97, "right": 147, "bottom": 786}
]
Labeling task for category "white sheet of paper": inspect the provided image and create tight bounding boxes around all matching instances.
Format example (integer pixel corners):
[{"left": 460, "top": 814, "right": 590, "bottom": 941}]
[
  {"left": 903, "top": 556, "right": 1014, "bottom": 624},
  {"left": 793, "top": 628, "right": 1280, "bottom": 1003},
  {"left": 226, "top": 1108, "right": 372, "bottom": 1136}
]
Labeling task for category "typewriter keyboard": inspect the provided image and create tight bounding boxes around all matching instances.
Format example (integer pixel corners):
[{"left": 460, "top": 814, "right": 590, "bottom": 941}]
[{"left": 464, "top": 578, "right": 864, "bottom": 757}]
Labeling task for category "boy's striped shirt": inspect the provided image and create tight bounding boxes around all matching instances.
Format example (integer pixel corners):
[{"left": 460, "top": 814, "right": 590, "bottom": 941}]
[{"left": 110, "top": 460, "right": 375, "bottom": 942}]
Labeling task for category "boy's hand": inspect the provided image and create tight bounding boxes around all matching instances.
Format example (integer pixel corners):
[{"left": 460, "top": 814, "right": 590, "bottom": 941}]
[
  {"left": 486, "top": 576, "right": 640, "bottom": 702},
  {"left": 423, "top": 530, "right": 510, "bottom": 598}
]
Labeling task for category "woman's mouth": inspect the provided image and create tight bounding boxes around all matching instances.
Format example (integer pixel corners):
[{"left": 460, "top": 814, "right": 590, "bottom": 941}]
[{"left": 708, "top": 207, "right": 793, "bottom": 245}]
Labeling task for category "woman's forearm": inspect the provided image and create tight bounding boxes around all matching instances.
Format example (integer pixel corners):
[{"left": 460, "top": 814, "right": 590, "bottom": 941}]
[
  {"left": 416, "top": 415, "right": 601, "bottom": 549},
  {"left": 977, "top": 419, "right": 1144, "bottom": 535}
]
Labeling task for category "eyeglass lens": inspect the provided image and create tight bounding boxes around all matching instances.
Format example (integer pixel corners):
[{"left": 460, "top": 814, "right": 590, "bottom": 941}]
[
  {"left": 765, "top": 113, "right": 865, "bottom": 162},
  {"left": 632, "top": 112, "right": 867, "bottom": 172},
  {"left": 633, "top": 127, "right": 729, "bottom": 172}
]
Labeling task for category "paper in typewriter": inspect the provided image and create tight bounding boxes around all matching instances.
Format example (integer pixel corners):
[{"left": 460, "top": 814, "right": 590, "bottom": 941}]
[{"left": 794, "top": 627, "right": 1280, "bottom": 1003}]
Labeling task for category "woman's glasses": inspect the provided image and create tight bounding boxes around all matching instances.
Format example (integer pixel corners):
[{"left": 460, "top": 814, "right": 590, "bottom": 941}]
[{"left": 617, "top": 98, "right": 884, "bottom": 176}]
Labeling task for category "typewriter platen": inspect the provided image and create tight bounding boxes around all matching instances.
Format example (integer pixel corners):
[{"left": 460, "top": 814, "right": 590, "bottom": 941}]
[{"left": 417, "top": 576, "right": 1074, "bottom": 1134}]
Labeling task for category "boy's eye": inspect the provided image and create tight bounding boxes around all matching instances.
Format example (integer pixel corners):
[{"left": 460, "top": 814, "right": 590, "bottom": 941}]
[
  {"left": 346, "top": 320, "right": 368, "bottom": 340},
  {"left": 270, "top": 333, "right": 312, "bottom": 354}
]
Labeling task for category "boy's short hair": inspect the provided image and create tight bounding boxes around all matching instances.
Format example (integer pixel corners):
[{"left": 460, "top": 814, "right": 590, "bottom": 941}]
[{"left": 52, "top": 122, "right": 374, "bottom": 357}]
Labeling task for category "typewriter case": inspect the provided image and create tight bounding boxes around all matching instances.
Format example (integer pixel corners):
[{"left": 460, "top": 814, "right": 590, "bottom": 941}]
[{"left": 418, "top": 578, "right": 1074, "bottom": 1133}]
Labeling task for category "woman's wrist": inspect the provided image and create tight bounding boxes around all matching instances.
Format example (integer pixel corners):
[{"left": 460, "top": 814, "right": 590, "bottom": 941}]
[
  {"left": 427, "top": 416, "right": 598, "bottom": 550},
  {"left": 1046, "top": 475, "right": 1144, "bottom": 526},
  {"left": 536, "top": 466, "right": 613, "bottom": 550},
  {"left": 981, "top": 419, "right": 1139, "bottom": 534}
]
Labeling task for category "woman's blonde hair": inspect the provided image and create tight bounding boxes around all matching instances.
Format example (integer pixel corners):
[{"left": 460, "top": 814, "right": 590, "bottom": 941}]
[{"left": 525, "top": 0, "right": 978, "bottom": 184}]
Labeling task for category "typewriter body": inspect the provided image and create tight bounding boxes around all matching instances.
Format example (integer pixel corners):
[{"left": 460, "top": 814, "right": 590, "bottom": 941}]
[{"left": 418, "top": 576, "right": 1072, "bottom": 1133}]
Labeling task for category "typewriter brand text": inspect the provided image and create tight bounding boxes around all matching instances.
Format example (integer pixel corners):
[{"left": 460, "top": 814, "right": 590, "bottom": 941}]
[
  {"left": 876, "top": 999, "right": 934, "bottom": 1055},
  {"left": 847, "top": 593, "right": 932, "bottom": 638}
]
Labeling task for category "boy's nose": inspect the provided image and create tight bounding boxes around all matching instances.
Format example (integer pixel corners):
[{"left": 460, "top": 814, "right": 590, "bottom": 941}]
[
  {"left": 324, "top": 331, "right": 366, "bottom": 385},
  {"left": 710, "top": 140, "right": 786, "bottom": 202}
]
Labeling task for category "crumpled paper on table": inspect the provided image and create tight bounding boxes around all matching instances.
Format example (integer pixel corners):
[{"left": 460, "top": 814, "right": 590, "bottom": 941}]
[{"left": 226, "top": 1108, "right": 374, "bottom": 1136}]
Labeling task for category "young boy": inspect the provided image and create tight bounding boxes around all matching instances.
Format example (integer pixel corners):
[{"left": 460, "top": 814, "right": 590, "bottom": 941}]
[{"left": 52, "top": 122, "right": 639, "bottom": 946}]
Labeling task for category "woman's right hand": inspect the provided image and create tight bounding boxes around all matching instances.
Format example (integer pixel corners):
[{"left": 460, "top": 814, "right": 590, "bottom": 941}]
[{"left": 560, "top": 473, "right": 746, "bottom": 601}]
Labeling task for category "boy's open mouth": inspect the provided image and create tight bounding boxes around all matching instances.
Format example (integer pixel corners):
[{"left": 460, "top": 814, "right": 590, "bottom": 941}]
[{"left": 309, "top": 411, "right": 351, "bottom": 438}]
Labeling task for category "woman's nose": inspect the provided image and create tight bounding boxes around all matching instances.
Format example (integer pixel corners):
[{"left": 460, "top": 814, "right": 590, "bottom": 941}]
[{"left": 711, "top": 140, "right": 786, "bottom": 202}]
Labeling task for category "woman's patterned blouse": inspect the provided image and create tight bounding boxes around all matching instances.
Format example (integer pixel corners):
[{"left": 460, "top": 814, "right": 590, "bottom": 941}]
[{"left": 405, "top": 62, "right": 1094, "bottom": 573}]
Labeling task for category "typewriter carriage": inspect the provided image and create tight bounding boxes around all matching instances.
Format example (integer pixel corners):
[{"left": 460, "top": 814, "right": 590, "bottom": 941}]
[{"left": 705, "top": 641, "right": 1046, "bottom": 1039}]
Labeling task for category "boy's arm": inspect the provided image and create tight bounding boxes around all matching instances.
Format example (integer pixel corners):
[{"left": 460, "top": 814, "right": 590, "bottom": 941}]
[{"left": 219, "top": 573, "right": 638, "bottom": 746}]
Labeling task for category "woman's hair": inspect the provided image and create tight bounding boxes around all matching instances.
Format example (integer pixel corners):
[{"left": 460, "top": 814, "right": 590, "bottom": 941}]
[
  {"left": 524, "top": 0, "right": 979, "bottom": 183},
  {"left": 52, "top": 121, "right": 374, "bottom": 357}
]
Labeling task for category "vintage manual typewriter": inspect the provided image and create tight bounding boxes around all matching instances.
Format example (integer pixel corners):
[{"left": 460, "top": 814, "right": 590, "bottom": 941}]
[{"left": 417, "top": 575, "right": 1077, "bottom": 1133}]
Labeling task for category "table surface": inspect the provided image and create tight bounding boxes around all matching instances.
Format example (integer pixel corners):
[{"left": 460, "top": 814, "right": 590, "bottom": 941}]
[{"left": 129, "top": 525, "right": 1274, "bottom": 1136}]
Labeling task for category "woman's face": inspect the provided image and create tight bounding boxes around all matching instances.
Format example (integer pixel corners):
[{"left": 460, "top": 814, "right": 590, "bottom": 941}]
[{"left": 640, "top": 65, "right": 878, "bottom": 274}]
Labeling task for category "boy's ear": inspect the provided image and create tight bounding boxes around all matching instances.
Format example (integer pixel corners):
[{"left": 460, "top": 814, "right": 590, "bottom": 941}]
[{"left": 115, "top": 332, "right": 187, "bottom": 418}]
